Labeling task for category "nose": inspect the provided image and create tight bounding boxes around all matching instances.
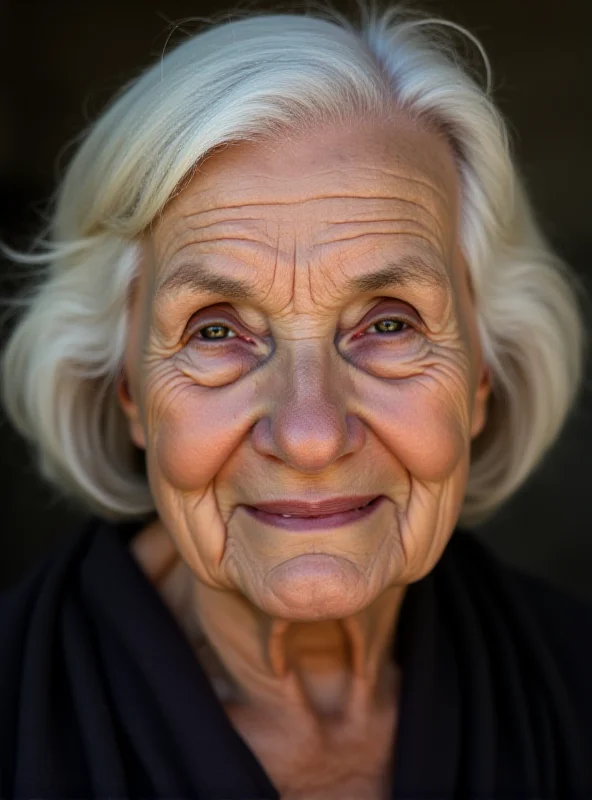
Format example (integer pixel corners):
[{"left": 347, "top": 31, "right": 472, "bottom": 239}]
[{"left": 251, "top": 345, "right": 366, "bottom": 473}]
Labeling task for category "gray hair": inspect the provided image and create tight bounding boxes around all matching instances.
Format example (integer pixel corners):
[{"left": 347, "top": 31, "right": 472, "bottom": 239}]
[{"left": 0, "top": 3, "right": 587, "bottom": 526}]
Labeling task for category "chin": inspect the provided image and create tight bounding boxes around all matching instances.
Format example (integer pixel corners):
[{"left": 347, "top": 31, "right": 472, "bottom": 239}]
[{"left": 257, "top": 553, "right": 379, "bottom": 620}]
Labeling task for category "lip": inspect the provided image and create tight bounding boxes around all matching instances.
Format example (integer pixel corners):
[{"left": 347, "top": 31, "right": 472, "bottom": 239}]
[
  {"left": 252, "top": 495, "right": 380, "bottom": 515},
  {"left": 244, "top": 495, "right": 385, "bottom": 531}
]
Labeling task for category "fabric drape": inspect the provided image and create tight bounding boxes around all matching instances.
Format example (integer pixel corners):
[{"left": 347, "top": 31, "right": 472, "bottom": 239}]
[{"left": 1, "top": 516, "right": 591, "bottom": 799}]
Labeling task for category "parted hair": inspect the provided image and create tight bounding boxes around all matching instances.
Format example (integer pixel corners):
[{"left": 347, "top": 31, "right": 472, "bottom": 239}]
[{"left": 0, "top": 1, "right": 587, "bottom": 526}]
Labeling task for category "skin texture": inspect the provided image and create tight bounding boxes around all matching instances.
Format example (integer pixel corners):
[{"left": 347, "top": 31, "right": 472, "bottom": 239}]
[{"left": 117, "top": 114, "right": 491, "bottom": 798}]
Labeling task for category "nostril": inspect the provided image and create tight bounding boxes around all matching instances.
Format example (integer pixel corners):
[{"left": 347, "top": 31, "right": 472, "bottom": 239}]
[{"left": 250, "top": 405, "right": 365, "bottom": 473}]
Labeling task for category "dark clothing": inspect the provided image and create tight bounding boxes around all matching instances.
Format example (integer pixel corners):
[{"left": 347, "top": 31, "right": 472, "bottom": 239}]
[{"left": 1, "top": 515, "right": 591, "bottom": 799}]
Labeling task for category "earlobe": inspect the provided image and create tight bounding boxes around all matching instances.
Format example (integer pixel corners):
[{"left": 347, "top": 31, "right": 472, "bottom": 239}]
[
  {"left": 116, "top": 371, "right": 147, "bottom": 450},
  {"left": 470, "top": 365, "right": 492, "bottom": 440}
]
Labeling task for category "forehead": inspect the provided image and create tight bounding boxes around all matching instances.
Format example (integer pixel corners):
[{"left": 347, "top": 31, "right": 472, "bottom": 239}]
[
  {"left": 161, "top": 116, "right": 457, "bottom": 217},
  {"left": 149, "top": 116, "right": 461, "bottom": 301}
]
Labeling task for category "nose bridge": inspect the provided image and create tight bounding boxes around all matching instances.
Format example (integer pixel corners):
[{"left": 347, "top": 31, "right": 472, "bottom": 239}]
[{"left": 271, "top": 340, "right": 349, "bottom": 471}]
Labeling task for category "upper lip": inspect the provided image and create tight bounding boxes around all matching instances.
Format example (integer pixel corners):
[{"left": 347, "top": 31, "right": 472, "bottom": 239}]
[{"left": 249, "top": 495, "right": 379, "bottom": 516}]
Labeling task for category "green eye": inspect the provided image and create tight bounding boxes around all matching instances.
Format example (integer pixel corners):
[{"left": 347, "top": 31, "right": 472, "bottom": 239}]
[
  {"left": 370, "top": 319, "right": 407, "bottom": 334},
  {"left": 198, "top": 324, "right": 236, "bottom": 340}
]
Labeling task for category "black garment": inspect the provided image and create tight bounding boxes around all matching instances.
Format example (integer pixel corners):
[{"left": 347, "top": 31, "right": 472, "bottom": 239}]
[{"left": 1, "top": 516, "right": 591, "bottom": 799}]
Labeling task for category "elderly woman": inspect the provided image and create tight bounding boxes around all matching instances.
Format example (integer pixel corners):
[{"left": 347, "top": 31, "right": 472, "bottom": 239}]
[{"left": 1, "top": 4, "right": 591, "bottom": 799}]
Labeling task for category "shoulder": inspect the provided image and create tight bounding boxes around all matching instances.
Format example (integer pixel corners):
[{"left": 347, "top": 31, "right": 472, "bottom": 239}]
[
  {"left": 0, "top": 519, "right": 94, "bottom": 670},
  {"left": 506, "top": 561, "right": 592, "bottom": 683},
  {"left": 0, "top": 519, "right": 102, "bottom": 788},
  {"left": 454, "top": 529, "right": 592, "bottom": 708},
  {"left": 453, "top": 527, "right": 592, "bottom": 623},
  {"left": 0, "top": 518, "right": 101, "bottom": 690},
  {"left": 1, "top": 518, "right": 95, "bottom": 608},
  {"left": 504, "top": 557, "right": 592, "bottom": 763},
  {"left": 471, "top": 530, "right": 592, "bottom": 639}
]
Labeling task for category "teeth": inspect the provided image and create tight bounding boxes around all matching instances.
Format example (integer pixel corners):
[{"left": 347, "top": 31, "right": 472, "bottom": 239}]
[{"left": 274, "top": 501, "right": 375, "bottom": 518}]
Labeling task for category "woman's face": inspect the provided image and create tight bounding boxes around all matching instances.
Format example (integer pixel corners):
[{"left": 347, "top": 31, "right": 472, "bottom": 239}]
[{"left": 119, "top": 116, "right": 491, "bottom": 620}]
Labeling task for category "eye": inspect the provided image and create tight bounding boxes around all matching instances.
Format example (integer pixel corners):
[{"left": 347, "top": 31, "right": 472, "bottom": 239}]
[
  {"left": 196, "top": 323, "right": 237, "bottom": 341},
  {"left": 366, "top": 318, "right": 408, "bottom": 335},
  {"left": 354, "top": 316, "right": 411, "bottom": 339}
]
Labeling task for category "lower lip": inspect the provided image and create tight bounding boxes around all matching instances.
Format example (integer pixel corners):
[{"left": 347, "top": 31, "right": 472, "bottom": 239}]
[{"left": 244, "top": 496, "right": 385, "bottom": 531}]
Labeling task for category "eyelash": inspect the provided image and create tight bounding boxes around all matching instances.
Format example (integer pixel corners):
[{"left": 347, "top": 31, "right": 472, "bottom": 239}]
[{"left": 195, "top": 317, "right": 411, "bottom": 342}]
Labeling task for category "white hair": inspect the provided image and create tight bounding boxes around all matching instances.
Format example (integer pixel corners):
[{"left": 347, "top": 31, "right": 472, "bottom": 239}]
[{"left": 0, "top": 2, "right": 587, "bottom": 526}]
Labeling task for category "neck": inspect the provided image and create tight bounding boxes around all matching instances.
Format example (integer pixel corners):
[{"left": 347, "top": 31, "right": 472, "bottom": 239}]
[
  {"left": 191, "top": 579, "right": 404, "bottom": 717},
  {"left": 130, "top": 518, "right": 406, "bottom": 719}
]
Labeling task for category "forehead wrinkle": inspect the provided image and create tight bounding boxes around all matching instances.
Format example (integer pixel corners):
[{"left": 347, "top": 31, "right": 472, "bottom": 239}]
[
  {"left": 168, "top": 197, "right": 452, "bottom": 265},
  {"left": 164, "top": 212, "right": 451, "bottom": 278},
  {"left": 193, "top": 162, "right": 453, "bottom": 205},
  {"left": 317, "top": 221, "right": 449, "bottom": 255},
  {"left": 175, "top": 155, "right": 453, "bottom": 199},
  {"left": 176, "top": 191, "right": 450, "bottom": 220},
  {"left": 162, "top": 169, "right": 453, "bottom": 237},
  {"left": 173, "top": 211, "right": 273, "bottom": 238}
]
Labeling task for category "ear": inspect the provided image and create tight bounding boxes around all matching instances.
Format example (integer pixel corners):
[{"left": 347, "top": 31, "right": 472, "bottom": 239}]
[
  {"left": 470, "top": 363, "right": 492, "bottom": 440},
  {"left": 116, "top": 370, "right": 147, "bottom": 450}
]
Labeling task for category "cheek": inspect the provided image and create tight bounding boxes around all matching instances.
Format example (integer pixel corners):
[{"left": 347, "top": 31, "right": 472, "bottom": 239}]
[
  {"left": 152, "top": 378, "right": 258, "bottom": 491},
  {"left": 358, "top": 375, "right": 468, "bottom": 482}
]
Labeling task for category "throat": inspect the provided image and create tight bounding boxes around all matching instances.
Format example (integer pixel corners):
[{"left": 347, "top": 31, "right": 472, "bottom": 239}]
[
  {"left": 294, "top": 662, "right": 352, "bottom": 717},
  {"left": 282, "top": 620, "right": 353, "bottom": 715},
  {"left": 199, "top": 616, "right": 362, "bottom": 716}
]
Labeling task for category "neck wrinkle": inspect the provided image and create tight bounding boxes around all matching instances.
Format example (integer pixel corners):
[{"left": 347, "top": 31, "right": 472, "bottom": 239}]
[{"left": 192, "top": 575, "right": 407, "bottom": 716}]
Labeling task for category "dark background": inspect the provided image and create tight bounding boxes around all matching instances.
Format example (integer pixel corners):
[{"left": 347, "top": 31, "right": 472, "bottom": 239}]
[{"left": 0, "top": 0, "right": 591, "bottom": 595}]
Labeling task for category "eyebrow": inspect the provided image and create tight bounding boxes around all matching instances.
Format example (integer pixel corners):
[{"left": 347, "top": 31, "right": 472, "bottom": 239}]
[
  {"left": 347, "top": 255, "right": 449, "bottom": 294},
  {"left": 154, "top": 254, "right": 449, "bottom": 306}
]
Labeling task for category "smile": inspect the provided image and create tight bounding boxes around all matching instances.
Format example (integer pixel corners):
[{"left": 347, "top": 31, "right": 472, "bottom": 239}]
[{"left": 243, "top": 495, "right": 385, "bottom": 531}]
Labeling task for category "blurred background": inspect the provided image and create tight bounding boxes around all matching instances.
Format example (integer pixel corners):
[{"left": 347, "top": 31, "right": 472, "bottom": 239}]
[{"left": 0, "top": 0, "right": 591, "bottom": 595}]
